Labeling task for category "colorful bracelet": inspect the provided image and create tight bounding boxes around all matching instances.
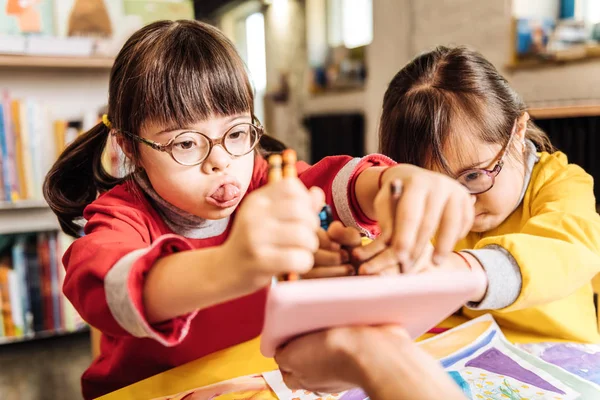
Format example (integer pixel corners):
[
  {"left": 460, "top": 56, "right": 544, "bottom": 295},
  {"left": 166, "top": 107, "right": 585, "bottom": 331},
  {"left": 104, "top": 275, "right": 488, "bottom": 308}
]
[{"left": 453, "top": 251, "right": 472, "bottom": 270}]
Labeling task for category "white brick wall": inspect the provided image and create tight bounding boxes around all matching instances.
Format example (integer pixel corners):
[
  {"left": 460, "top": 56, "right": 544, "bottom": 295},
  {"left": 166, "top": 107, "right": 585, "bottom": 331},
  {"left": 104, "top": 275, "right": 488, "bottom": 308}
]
[{"left": 364, "top": 0, "right": 600, "bottom": 152}]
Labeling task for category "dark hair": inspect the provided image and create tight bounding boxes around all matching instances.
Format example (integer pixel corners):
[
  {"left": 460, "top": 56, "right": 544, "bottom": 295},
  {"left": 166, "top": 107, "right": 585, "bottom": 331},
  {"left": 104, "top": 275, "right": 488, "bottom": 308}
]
[
  {"left": 44, "top": 20, "right": 285, "bottom": 237},
  {"left": 379, "top": 46, "right": 553, "bottom": 174}
]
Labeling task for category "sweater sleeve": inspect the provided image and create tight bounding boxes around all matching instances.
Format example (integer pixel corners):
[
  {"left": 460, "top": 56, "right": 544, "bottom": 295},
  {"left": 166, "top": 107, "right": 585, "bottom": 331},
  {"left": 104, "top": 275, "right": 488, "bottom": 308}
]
[
  {"left": 62, "top": 201, "right": 197, "bottom": 347},
  {"left": 473, "top": 161, "right": 600, "bottom": 312},
  {"left": 298, "top": 154, "right": 395, "bottom": 238}
]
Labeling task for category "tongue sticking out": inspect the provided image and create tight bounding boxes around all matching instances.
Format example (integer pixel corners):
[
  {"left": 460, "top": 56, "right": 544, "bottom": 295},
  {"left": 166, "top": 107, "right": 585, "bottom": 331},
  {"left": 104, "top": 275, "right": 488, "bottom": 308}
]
[{"left": 209, "top": 184, "right": 240, "bottom": 203}]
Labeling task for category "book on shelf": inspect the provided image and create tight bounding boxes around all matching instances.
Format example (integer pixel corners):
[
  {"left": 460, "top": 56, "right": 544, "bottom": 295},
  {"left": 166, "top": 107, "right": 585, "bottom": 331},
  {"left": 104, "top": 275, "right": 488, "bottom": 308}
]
[
  {"left": 0, "top": 230, "right": 84, "bottom": 341},
  {"left": 0, "top": 89, "right": 122, "bottom": 204}
]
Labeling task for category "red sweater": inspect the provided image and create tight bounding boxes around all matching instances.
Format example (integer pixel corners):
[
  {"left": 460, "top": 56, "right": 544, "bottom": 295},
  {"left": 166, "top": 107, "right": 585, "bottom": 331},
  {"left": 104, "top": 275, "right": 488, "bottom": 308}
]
[{"left": 62, "top": 155, "right": 393, "bottom": 399}]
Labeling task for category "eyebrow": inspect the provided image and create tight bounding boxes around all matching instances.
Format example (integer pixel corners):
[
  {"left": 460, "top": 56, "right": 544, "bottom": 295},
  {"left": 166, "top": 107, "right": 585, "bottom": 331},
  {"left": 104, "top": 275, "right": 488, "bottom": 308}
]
[
  {"left": 152, "top": 114, "right": 251, "bottom": 137},
  {"left": 457, "top": 158, "right": 493, "bottom": 175}
]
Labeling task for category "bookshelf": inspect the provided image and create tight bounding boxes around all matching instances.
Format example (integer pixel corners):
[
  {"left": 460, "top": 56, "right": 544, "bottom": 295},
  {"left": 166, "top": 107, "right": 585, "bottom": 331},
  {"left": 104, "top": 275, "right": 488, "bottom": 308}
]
[
  {"left": 0, "top": 325, "right": 88, "bottom": 345},
  {"left": 0, "top": 56, "right": 109, "bottom": 348},
  {"left": 0, "top": 202, "right": 60, "bottom": 235},
  {"left": 528, "top": 104, "right": 600, "bottom": 119},
  {"left": 0, "top": 55, "right": 114, "bottom": 70}
]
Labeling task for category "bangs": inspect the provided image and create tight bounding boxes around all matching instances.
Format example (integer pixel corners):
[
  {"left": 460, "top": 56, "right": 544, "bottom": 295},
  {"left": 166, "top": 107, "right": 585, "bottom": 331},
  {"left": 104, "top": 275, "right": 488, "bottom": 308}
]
[
  {"left": 386, "top": 87, "right": 510, "bottom": 176},
  {"left": 114, "top": 20, "right": 254, "bottom": 134}
]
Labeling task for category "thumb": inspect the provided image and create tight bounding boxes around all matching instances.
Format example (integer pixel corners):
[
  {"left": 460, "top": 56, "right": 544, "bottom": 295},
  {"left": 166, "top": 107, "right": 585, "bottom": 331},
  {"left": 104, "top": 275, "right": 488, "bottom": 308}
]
[
  {"left": 383, "top": 325, "right": 411, "bottom": 340},
  {"left": 308, "top": 186, "right": 326, "bottom": 213}
]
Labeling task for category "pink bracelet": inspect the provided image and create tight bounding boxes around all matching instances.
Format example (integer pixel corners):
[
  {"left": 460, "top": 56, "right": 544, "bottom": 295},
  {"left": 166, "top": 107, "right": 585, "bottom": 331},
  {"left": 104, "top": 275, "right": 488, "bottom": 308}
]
[{"left": 453, "top": 251, "right": 472, "bottom": 270}]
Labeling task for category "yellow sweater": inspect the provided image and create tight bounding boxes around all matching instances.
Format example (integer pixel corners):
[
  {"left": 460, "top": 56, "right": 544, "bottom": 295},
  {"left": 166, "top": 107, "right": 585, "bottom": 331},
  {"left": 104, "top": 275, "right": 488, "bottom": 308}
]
[{"left": 451, "top": 150, "right": 600, "bottom": 343}]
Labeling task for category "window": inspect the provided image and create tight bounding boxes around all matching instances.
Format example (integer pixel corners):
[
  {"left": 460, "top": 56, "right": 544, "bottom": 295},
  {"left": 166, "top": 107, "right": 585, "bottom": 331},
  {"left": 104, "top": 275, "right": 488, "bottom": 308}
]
[
  {"left": 245, "top": 12, "right": 267, "bottom": 121},
  {"left": 327, "top": 0, "right": 373, "bottom": 49},
  {"left": 576, "top": 0, "right": 600, "bottom": 24}
]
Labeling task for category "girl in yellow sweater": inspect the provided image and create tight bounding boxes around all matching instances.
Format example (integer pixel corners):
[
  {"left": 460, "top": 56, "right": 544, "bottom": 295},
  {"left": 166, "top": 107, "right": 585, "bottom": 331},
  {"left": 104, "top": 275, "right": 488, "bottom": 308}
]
[{"left": 357, "top": 46, "right": 600, "bottom": 343}]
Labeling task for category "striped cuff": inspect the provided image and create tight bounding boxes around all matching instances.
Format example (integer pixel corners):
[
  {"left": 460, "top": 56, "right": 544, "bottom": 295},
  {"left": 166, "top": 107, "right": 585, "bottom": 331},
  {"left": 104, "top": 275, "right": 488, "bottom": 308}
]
[
  {"left": 104, "top": 234, "right": 197, "bottom": 347},
  {"left": 332, "top": 155, "right": 395, "bottom": 238},
  {"left": 463, "top": 245, "right": 522, "bottom": 310}
]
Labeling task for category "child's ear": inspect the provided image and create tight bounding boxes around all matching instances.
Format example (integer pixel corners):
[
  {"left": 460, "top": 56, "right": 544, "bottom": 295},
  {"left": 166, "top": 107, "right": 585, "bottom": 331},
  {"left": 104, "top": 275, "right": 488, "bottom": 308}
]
[
  {"left": 115, "top": 134, "right": 140, "bottom": 167},
  {"left": 516, "top": 112, "right": 530, "bottom": 143}
]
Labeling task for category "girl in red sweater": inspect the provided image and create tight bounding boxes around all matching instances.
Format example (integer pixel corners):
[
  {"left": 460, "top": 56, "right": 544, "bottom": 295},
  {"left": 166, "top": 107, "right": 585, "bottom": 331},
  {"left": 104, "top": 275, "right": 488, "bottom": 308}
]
[{"left": 43, "top": 20, "right": 475, "bottom": 399}]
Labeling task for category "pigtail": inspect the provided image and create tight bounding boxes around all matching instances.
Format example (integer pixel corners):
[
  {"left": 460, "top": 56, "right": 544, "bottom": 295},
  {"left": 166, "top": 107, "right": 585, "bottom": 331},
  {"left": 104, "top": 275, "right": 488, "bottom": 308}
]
[
  {"left": 526, "top": 120, "right": 555, "bottom": 154},
  {"left": 258, "top": 134, "right": 287, "bottom": 156},
  {"left": 43, "top": 122, "right": 124, "bottom": 237}
]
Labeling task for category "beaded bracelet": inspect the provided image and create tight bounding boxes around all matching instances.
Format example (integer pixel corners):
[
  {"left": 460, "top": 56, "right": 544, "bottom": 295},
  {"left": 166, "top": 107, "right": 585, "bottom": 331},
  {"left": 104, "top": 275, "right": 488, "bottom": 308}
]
[{"left": 453, "top": 251, "right": 472, "bottom": 270}]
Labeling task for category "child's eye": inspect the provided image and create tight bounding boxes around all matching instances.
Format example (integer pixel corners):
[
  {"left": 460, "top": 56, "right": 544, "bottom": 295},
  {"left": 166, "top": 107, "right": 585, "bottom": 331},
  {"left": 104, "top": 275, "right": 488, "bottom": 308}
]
[
  {"left": 175, "top": 140, "right": 197, "bottom": 150},
  {"left": 465, "top": 172, "right": 483, "bottom": 182},
  {"left": 228, "top": 130, "right": 246, "bottom": 140}
]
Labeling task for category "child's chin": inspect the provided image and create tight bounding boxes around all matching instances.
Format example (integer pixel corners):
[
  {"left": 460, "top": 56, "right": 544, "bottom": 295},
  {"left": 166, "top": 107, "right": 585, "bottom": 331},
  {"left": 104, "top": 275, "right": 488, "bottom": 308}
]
[
  {"left": 471, "top": 215, "right": 500, "bottom": 233},
  {"left": 202, "top": 205, "right": 238, "bottom": 220}
]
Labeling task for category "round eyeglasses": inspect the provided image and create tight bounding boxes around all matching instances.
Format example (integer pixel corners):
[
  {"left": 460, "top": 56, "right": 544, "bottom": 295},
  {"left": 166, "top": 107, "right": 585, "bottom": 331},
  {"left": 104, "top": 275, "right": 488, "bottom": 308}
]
[
  {"left": 118, "top": 123, "right": 264, "bottom": 166},
  {"left": 455, "top": 122, "right": 517, "bottom": 195}
]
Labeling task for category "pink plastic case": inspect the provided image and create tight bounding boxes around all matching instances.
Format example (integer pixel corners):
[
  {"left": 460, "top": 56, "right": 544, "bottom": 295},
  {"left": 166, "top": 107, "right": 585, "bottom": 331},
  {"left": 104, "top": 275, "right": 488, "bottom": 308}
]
[{"left": 260, "top": 271, "right": 479, "bottom": 357}]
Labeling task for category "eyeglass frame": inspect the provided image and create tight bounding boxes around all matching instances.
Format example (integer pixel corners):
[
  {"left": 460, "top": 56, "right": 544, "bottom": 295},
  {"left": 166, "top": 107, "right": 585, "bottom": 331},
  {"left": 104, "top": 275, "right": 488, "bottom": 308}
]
[
  {"left": 455, "top": 121, "right": 518, "bottom": 195},
  {"left": 115, "top": 121, "right": 264, "bottom": 166}
]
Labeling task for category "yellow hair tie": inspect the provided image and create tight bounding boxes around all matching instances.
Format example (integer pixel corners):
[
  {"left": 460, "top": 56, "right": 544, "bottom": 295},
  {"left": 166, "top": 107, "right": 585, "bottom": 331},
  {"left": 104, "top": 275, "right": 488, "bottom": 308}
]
[{"left": 102, "top": 114, "right": 112, "bottom": 129}]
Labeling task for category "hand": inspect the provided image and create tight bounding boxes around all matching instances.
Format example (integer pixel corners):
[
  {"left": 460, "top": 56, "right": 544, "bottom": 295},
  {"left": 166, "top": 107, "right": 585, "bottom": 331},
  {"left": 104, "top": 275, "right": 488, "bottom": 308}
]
[
  {"left": 303, "top": 221, "right": 362, "bottom": 279},
  {"left": 275, "top": 326, "right": 467, "bottom": 400},
  {"left": 274, "top": 327, "right": 377, "bottom": 394},
  {"left": 355, "top": 165, "right": 474, "bottom": 272},
  {"left": 223, "top": 179, "right": 324, "bottom": 292},
  {"left": 357, "top": 241, "right": 434, "bottom": 275}
]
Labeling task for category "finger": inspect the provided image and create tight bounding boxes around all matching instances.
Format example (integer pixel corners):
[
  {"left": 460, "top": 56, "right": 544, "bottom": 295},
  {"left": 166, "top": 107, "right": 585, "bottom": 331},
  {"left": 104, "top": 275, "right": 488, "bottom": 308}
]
[
  {"left": 266, "top": 179, "right": 313, "bottom": 210},
  {"left": 281, "top": 371, "right": 303, "bottom": 390},
  {"left": 308, "top": 186, "right": 326, "bottom": 213},
  {"left": 411, "top": 191, "right": 445, "bottom": 265},
  {"left": 390, "top": 184, "right": 427, "bottom": 266},
  {"left": 302, "top": 265, "right": 355, "bottom": 279},
  {"left": 271, "top": 200, "right": 320, "bottom": 229},
  {"left": 265, "top": 248, "right": 315, "bottom": 275},
  {"left": 352, "top": 236, "right": 387, "bottom": 262},
  {"left": 379, "top": 267, "right": 401, "bottom": 276},
  {"left": 382, "top": 325, "right": 411, "bottom": 340},
  {"left": 274, "top": 347, "right": 296, "bottom": 376},
  {"left": 327, "top": 221, "right": 362, "bottom": 248},
  {"left": 460, "top": 195, "right": 475, "bottom": 238},
  {"left": 318, "top": 228, "right": 341, "bottom": 252},
  {"left": 410, "top": 243, "right": 434, "bottom": 274},
  {"left": 358, "top": 247, "right": 401, "bottom": 275},
  {"left": 271, "top": 224, "right": 320, "bottom": 253},
  {"left": 313, "top": 249, "right": 343, "bottom": 266},
  {"left": 432, "top": 195, "right": 464, "bottom": 263}
]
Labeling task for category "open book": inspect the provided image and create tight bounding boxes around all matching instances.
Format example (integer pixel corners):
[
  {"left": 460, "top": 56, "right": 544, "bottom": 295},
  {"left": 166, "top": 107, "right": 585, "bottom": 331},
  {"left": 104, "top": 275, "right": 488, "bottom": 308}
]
[{"left": 148, "top": 314, "right": 600, "bottom": 400}]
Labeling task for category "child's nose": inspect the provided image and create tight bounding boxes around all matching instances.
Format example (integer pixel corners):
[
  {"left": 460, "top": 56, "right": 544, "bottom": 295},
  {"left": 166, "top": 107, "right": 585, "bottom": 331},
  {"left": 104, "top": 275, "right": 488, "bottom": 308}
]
[{"left": 202, "top": 145, "right": 231, "bottom": 173}]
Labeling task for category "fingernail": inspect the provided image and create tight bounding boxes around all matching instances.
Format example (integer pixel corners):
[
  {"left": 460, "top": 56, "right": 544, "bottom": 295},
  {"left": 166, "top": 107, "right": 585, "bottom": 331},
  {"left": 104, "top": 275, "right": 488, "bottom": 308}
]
[
  {"left": 347, "top": 265, "right": 356, "bottom": 275},
  {"left": 433, "top": 254, "right": 443, "bottom": 265},
  {"left": 330, "top": 242, "right": 341, "bottom": 251}
]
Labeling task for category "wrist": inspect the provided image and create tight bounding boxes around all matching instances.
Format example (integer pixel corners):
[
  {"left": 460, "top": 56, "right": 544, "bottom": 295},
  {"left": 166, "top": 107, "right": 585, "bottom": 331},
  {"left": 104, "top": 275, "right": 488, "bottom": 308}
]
[
  {"left": 377, "top": 166, "right": 394, "bottom": 189},
  {"left": 214, "top": 243, "right": 259, "bottom": 295},
  {"left": 452, "top": 251, "right": 488, "bottom": 303}
]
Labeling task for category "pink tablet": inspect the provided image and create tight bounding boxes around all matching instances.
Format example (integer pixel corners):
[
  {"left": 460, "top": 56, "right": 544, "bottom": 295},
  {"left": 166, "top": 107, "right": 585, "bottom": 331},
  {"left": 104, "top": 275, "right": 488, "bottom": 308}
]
[{"left": 260, "top": 270, "right": 480, "bottom": 357}]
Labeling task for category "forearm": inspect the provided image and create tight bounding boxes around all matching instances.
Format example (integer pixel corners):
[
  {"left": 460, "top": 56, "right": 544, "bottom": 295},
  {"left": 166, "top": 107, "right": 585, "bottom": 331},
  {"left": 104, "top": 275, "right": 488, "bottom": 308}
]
[
  {"left": 143, "top": 246, "right": 245, "bottom": 324},
  {"left": 354, "top": 335, "right": 466, "bottom": 400},
  {"left": 477, "top": 231, "right": 600, "bottom": 311},
  {"left": 355, "top": 166, "right": 386, "bottom": 221},
  {"left": 453, "top": 251, "right": 488, "bottom": 303}
]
